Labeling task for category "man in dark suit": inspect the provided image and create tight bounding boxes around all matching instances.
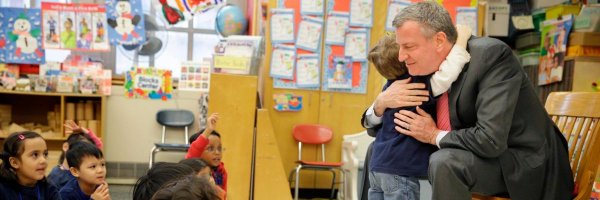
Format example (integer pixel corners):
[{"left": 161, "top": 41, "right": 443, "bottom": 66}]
[{"left": 362, "top": 2, "right": 573, "bottom": 199}]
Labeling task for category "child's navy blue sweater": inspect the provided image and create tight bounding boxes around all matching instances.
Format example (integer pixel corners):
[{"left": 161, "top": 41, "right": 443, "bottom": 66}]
[
  {"left": 369, "top": 74, "right": 439, "bottom": 177},
  {"left": 0, "top": 177, "right": 62, "bottom": 200}
]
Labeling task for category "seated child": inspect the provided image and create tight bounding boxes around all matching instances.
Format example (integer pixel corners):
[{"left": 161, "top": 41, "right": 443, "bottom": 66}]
[
  {"left": 186, "top": 113, "right": 228, "bottom": 191},
  {"left": 365, "top": 25, "right": 471, "bottom": 199},
  {"left": 59, "top": 141, "right": 110, "bottom": 200},
  {"left": 151, "top": 175, "right": 220, "bottom": 200},
  {"left": 48, "top": 120, "right": 102, "bottom": 189},
  {"left": 179, "top": 158, "right": 226, "bottom": 199},
  {"left": 0, "top": 131, "right": 61, "bottom": 199},
  {"left": 133, "top": 162, "right": 194, "bottom": 200}
]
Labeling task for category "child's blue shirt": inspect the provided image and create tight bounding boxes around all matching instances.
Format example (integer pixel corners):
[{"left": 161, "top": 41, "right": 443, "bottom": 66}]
[
  {"left": 369, "top": 74, "right": 439, "bottom": 177},
  {"left": 59, "top": 179, "right": 91, "bottom": 200}
]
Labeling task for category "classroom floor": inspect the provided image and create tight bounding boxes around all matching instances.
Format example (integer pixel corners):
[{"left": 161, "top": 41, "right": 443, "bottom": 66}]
[{"left": 109, "top": 184, "right": 134, "bottom": 200}]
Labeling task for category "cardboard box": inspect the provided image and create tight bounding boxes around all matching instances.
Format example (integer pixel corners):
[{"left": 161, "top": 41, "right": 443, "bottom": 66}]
[
  {"left": 569, "top": 32, "right": 600, "bottom": 47},
  {"left": 567, "top": 45, "right": 600, "bottom": 57}
]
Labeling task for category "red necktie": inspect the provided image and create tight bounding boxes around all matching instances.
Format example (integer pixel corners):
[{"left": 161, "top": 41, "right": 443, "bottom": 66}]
[{"left": 437, "top": 92, "right": 452, "bottom": 131}]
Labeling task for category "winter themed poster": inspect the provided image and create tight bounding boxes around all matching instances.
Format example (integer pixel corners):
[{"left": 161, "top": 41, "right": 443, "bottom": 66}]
[
  {"left": 105, "top": 0, "right": 145, "bottom": 46},
  {"left": 344, "top": 28, "right": 368, "bottom": 62},
  {"left": 270, "top": 8, "right": 295, "bottom": 43},
  {"left": 273, "top": 94, "right": 302, "bottom": 112},
  {"left": 270, "top": 44, "right": 296, "bottom": 79},
  {"left": 349, "top": 0, "right": 373, "bottom": 27},
  {"left": 327, "top": 56, "right": 353, "bottom": 89},
  {"left": 295, "top": 54, "right": 320, "bottom": 88},
  {"left": 125, "top": 67, "right": 173, "bottom": 100},
  {"left": 296, "top": 16, "right": 323, "bottom": 52},
  {"left": 0, "top": 11, "right": 5, "bottom": 63},
  {"left": 538, "top": 15, "right": 573, "bottom": 86},
  {"left": 325, "top": 11, "right": 349, "bottom": 45},
  {"left": 386, "top": 0, "right": 411, "bottom": 31},
  {"left": 41, "top": 2, "right": 110, "bottom": 51},
  {"left": 301, "top": 0, "right": 324, "bottom": 16},
  {"left": 1, "top": 8, "right": 45, "bottom": 64}
]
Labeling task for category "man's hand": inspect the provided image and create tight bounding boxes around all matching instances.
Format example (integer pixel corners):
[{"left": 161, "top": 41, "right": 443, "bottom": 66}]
[
  {"left": 91, "top": 182, "right": 111, "bottom": 200},
  {"left": 373, "top": 78, "right": 429, "bottom": 116},
  {"left": 394, "top": 106, "right": 440, "bottom": 145}
]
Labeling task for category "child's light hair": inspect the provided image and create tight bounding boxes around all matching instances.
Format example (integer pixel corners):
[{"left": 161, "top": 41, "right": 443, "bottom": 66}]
[{"left": 368, "top": 33, "right": 407, "bottom": 80}]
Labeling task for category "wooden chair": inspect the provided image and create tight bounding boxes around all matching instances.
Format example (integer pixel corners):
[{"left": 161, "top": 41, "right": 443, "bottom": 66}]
[{"left": 473, "top": 92, "right": 600, "bottom": 200}]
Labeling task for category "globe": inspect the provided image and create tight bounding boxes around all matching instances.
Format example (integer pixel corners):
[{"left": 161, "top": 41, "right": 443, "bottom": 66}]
[{"left": 215, "top": 5, "right": 248, "bottom": 37}]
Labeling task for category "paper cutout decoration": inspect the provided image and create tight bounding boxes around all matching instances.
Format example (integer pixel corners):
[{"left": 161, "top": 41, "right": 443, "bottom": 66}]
[
  {"left": 273, "top": 94, "right": 302, "bottom": 111},
  {"left": 386, "top": 0, "right": 411, "bottom": 31},
  {"left": 295, "top": 54, "right": 320, "bottom": 88},
  {"left": 456, "top": 7, "right": 478, "bottom": 35},
  {"left": 41, "top": 2, "right": 110, "bottom": 51},
  {"left": 105, "top": 0, "right": 145, "bottom": 46},
  {"left": 1, "top": 8, "right": 45, "bottom": 64},
  {"left": 270, "top": 8, "right": 295, "bottom": 43},
  {"left": 296, "top": 16, "right": 323, "bottom": 52},
  {"left": 179, "top": 59, "right": 211, "bottom": 92},
  {"left": 301, "top": 0, "right": 324, "bottom": 16},
  {"left": 344, "top": 28, "right": 369, "bottom": 62},
  {"left": 270, "top": 44, "right": 296, "bottom": 79},
  {"left": 538, "top": 15, "right": 573, "bottom": 86},
  {"left": 349, "top": 0, "right": 373, "bottom": 27},
  {"left": 125, "top": 67, "right": 173, "bottom": 100},
  {"left": 327, "top": 56, "right": 353, "bottom": 89},
  {"left": 325, "top": 11, "right": 349, "bottom": 45}
]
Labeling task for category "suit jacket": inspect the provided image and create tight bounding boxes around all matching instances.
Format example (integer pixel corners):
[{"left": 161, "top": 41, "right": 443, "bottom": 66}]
[{"left": 362, "top": 37, "right": 573, "bottom": 199}]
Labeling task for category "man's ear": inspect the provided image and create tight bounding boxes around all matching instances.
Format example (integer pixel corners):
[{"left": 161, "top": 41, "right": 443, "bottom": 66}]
[
  {"left": 70, "top": 167, "right": 80, "bottom": 178},
  {"left": 434, "top": 32, "right": 448, "bottom": 50},
  {"left": 9, "top": 157, "right": 20, "bottom": 170}
]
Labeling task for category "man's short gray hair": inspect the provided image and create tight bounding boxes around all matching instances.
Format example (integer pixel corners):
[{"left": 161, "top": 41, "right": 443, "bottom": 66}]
[{"left": 392, "top": 1, "right": 457, "bottom": 43}]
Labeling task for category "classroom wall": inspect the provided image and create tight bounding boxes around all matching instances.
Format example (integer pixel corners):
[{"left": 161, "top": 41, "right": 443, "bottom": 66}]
[{"left": 103, "top": 89, "right": 203, "bottom": 164}]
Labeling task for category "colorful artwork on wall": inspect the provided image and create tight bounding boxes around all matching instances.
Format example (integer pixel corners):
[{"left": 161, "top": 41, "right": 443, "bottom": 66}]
[{"left": 124, "top": 67, "right": 173, "bottom": 100}]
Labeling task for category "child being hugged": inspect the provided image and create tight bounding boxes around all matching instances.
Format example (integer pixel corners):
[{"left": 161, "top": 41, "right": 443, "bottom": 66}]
[
  {"left": 59, "top": 141, "right": 110, "bottom": 200},
  {"left": 364, "top": 25, "right": 472, "bottom": 199},
  {"left": 186, "top": 113, "right": 228, "bottom": 192},
  {"left": 48, "top": 120, "right": 102, "bottom": 189},
  {"left": 0, "top": 131, "right": 61, "bottom": 200}
]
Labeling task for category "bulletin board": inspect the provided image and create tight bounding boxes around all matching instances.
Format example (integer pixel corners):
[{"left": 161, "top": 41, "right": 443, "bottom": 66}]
[
  {"left": 321, "top": 0, "right": 370, "bottom": 93},
  {"left": 271, "top": 0, "right": 323, "bottom": 90},
  {"left": 270, "top": 0, "right": 371, "bottom": 94}
]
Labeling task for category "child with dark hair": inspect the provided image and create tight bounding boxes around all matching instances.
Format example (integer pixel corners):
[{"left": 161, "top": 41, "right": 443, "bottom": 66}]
[
  {"left": 48, "top": 120, "right": 102, "bottom": 189},
  {"left": 151, "top": 175, "right": 220, "bottom": 200},
  {"left": 59, "top": 141, "right": 110, "bottom": 200},
  {"left": 0, "top": 131, "right": 61, "bottom": 200},
  {"left": 186, "top": 113, "right": 228, "bottom": 192},
  {"left": 133, "top": 162, "right": 194, "bottom": 200},
  {"left": 179, "top": 158, "right": 226, "bottom": 199}
]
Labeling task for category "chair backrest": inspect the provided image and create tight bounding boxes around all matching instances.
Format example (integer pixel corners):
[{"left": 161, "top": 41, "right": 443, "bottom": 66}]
[
  {"left": 293, "top": 124, "right": 333, "bottom": 162},
  {"left": 156, "top": 109, "right": 195, "bottom": 144},
  {"left": 545, "top": 92, "right": 600, "bottom": 199}
]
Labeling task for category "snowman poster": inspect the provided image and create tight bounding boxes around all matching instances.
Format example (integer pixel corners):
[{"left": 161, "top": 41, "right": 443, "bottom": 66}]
[
  {"left": 326, "top": 56, "right": 353, "bottom": 89},
  {"left": 105, "top": 0, "right": 145, "bottom": 46},
  {"left": 0, "top": 11, "right": 6, "bottom": 63},
  {"left": 2, "top": 8, "right": 45, "bottom": 64}
]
